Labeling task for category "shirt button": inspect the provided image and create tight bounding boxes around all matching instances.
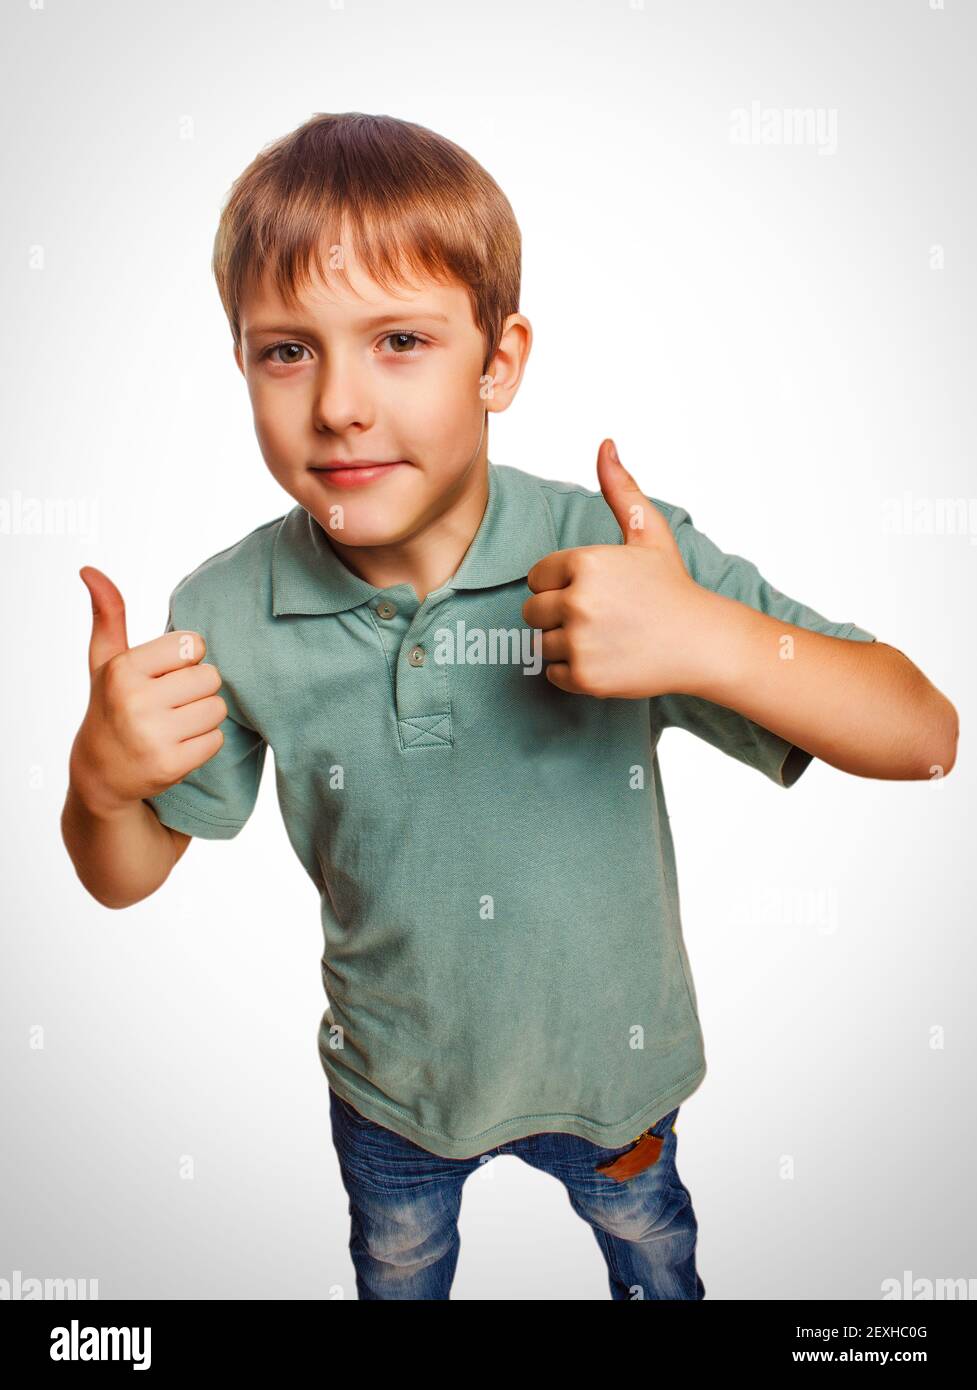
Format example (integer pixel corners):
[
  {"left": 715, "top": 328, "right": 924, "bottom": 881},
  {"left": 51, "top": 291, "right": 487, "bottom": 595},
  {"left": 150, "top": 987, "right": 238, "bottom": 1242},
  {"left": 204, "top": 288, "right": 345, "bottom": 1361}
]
[
  {"left": 376, "top": 600, "right": 397, "bottom": 619},
  {"left": 407, "top": 645, "right": 425, "bottom": 666}
]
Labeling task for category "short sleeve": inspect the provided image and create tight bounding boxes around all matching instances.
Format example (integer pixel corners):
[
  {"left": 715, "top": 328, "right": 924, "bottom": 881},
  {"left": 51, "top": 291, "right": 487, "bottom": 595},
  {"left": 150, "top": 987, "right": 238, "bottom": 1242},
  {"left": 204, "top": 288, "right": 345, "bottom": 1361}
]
[
  {"left": 145, "top": 597, "right": 267, "bottom": 839},
  {"left": 654, "top": 503, "right": 877, "bottom": 788}
]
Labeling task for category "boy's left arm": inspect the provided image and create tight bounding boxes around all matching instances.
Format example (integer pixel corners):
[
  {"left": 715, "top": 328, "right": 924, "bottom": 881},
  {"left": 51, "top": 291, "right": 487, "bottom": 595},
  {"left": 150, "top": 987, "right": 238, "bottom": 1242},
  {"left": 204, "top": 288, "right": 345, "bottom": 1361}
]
[
  {"left": 679, "top": 598, "right": 957, "bottom": 781},
  {"left": 524, "top": 442, "right": 959, "bottom": 781}
]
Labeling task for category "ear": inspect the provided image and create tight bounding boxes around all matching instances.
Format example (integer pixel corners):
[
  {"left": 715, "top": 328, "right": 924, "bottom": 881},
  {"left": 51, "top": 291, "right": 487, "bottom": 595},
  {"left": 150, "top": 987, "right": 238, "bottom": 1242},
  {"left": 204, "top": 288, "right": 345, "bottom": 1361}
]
[{"left": 483, "top": 313, "right": 533, "bottom": 415}]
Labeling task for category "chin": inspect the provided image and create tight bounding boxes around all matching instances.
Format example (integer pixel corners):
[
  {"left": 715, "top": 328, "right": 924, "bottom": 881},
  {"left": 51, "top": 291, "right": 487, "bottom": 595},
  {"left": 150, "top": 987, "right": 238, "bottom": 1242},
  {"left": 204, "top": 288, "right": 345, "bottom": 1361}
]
[{"left": 303, "top": 501, "right": 411, "bottom": 549}]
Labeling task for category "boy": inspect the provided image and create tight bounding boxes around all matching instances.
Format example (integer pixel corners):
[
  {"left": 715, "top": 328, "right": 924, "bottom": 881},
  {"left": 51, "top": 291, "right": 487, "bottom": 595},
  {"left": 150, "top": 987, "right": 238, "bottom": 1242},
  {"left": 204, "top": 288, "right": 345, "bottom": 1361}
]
[{"left": 62, "top": 112, "right": 958, "bottom": 1301}]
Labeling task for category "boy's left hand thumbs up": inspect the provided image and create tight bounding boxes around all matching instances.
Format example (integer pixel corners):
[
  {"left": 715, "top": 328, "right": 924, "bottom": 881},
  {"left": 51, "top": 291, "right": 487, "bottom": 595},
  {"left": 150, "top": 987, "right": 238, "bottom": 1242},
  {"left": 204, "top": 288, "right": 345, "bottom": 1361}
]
[
  {"left": 523, "top": 439, "right": 720, "bottom": 699},
  {"left": 596, "top": 438, "right": 680, "bottom": 553}
]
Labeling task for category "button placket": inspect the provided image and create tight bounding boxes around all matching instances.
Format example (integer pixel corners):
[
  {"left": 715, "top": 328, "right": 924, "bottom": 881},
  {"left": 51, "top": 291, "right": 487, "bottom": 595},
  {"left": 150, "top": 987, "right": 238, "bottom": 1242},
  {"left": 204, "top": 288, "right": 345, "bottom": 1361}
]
[
  {"left": 395, "top": 591, "right": 453, "bottom": 749},
  {"left": 370, "top": 590, "right": 412, "bottom": 666}
]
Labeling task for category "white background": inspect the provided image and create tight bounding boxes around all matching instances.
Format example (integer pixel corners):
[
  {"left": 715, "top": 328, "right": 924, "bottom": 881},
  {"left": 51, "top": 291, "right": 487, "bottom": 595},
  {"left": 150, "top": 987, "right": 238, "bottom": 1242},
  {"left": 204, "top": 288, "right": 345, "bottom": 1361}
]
[{"left": 2, "top": 0, "right": 973, "bottom": 1300}]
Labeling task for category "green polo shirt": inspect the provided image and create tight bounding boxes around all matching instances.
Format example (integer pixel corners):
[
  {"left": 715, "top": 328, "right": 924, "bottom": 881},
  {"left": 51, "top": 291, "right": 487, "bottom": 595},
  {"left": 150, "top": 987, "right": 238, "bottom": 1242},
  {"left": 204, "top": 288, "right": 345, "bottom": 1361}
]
[{"left": 147, "top": 461, "right": 876, "bottom": 1159}]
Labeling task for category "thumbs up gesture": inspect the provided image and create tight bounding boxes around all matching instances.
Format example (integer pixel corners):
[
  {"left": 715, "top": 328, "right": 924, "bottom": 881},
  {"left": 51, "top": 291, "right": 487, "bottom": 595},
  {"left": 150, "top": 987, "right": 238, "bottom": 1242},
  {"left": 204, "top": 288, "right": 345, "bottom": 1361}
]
[
  {"left": 523, "top": 440, "right": 721, "bottom": 699},
  {"left": 68, "top": 567, "right": 228, "bottom": 817}
]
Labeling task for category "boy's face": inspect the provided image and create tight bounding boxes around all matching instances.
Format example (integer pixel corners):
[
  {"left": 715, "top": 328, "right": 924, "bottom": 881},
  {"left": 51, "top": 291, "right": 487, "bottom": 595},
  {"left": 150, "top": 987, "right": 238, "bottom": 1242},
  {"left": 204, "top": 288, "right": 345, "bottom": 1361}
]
[{"left": 234, "top": 249, "right": 529, "bottom": 557}]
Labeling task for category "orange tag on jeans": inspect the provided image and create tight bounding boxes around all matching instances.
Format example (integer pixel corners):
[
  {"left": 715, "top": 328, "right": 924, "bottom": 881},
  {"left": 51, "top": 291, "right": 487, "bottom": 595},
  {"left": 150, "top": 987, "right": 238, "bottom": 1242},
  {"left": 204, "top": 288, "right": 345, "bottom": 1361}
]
[{"left": 594, "top": 1129, "right": 664, "bottom": 1182}]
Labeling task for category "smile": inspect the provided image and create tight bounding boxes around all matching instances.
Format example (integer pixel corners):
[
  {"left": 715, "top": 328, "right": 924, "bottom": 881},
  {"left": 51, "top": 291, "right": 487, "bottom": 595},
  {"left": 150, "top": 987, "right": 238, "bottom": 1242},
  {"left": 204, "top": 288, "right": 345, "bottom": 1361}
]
[{"left": 310, "top": 462, "right": 407, "bottom": 488}]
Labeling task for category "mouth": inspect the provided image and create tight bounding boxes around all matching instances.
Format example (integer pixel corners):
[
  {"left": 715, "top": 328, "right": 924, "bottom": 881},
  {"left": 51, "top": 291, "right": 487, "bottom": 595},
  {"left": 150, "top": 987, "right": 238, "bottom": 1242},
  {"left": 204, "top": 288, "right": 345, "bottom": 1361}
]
[{"left": 310, "top": 460, "right": 408, "bottom": 488}]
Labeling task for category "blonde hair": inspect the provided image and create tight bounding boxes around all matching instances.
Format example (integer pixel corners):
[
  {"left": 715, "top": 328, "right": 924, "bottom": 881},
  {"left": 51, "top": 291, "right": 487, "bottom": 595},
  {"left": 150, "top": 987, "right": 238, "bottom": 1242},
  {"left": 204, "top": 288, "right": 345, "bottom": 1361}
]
[{"left": 212, "top": 112, "right": 522, "bottom": 373}]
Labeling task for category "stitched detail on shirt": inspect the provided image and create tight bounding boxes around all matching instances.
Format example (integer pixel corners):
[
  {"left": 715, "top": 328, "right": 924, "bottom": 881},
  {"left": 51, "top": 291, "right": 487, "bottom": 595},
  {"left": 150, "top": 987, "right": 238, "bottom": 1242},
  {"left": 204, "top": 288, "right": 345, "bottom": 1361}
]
[
  {"left": 398, "top": 713, "right": 452, "bottom": 748},
  {"left": 151, "top": 792, "right": 245, "bottom": 828}
]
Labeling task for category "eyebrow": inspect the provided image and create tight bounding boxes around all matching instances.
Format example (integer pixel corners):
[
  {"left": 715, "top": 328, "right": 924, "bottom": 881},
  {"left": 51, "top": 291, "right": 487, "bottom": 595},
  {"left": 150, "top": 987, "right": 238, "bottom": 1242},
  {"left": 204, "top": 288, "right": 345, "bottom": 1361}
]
[{"left": 244, "top": 311, "right": 451, "bottom": 339}]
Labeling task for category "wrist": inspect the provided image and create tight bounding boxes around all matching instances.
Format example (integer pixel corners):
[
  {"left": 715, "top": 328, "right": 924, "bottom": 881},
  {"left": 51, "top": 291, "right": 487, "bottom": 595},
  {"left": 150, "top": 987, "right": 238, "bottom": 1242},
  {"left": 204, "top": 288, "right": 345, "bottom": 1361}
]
[
  {"left": 682, "top": 587, "right": 756, "bottom": 705},
  {"left": 67, "top": 746, "right": 136, "bottom": 824},
  {"left": 66, "top": 778, "right": 132, "bottom": 824}
]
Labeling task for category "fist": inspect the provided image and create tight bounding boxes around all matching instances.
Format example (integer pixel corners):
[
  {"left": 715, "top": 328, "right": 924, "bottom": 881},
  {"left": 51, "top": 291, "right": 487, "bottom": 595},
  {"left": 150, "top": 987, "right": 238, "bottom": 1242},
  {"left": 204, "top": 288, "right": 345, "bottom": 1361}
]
[
  {"left": 522, "top": 440, "right": 719, "bottom": 699},
  {"left": 69, "top": 566, "right": 228, "bottom": 817}
]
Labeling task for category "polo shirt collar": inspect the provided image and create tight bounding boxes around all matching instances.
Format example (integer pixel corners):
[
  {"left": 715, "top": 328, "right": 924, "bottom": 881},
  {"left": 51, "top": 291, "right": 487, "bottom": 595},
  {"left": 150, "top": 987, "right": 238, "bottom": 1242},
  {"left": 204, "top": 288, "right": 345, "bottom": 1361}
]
[{"left": 271, "top": 460, "right": 556, "bottom": 616}]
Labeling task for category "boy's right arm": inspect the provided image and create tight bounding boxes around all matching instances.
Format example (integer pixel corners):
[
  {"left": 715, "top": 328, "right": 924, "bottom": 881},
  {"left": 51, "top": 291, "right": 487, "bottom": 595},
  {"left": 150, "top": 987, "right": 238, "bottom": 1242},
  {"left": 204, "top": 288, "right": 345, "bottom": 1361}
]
[
  {"left": 61, "top": 785, "right": 192, "bottom": 910},
  {"left": 61, "top": 566, "right": 227, "bottom": 910}
]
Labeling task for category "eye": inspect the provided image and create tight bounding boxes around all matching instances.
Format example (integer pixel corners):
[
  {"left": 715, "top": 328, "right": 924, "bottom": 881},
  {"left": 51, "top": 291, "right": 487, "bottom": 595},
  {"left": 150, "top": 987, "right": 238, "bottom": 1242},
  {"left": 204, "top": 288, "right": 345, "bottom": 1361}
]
[
  {"left": 379, "top": 331, "right": 428, "bottom": 357},
  {"left": 261, "top": 341, "right": 312, "bottom": 366}
]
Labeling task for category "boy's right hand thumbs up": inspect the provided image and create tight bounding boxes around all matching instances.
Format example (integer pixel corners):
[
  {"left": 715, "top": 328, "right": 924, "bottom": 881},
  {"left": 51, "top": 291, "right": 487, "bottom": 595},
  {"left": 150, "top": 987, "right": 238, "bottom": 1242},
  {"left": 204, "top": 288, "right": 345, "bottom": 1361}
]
[
  {"left": 69, "top": 568, "right": 229, "bottom": 819},
  {"left": 81, "top": 566, "right": 130, "bottom": 676}
]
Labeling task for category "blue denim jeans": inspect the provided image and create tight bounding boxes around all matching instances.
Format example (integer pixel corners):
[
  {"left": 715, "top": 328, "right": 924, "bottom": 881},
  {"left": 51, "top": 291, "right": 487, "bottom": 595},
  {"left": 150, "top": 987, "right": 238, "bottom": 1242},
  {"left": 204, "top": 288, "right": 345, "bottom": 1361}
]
[{"left": 328, "top": 1087, "right": 706, "bottom": 1300}]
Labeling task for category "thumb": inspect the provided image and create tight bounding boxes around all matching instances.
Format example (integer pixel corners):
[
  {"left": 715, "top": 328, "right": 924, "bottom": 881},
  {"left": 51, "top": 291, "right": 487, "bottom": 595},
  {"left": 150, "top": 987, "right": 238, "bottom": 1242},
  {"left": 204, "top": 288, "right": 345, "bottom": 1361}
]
[
  {"left": 80, "top": 566, "right": 130, "bottom": 676},
  {"left": 596, "top": 439, "right": 669, "bottom": 547}
]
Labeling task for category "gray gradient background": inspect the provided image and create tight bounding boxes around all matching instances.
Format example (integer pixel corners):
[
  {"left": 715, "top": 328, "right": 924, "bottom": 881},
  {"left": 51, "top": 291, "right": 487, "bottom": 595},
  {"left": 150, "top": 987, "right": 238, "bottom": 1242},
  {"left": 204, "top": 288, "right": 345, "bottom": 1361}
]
[{"left": 2, "top": 0, "right": 973, "bottom": 1300}]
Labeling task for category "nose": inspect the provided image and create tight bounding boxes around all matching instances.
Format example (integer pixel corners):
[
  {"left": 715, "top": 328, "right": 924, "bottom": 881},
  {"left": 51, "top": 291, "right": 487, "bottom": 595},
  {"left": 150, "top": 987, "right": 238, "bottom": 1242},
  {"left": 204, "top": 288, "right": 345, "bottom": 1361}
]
[{"left": 311, "top": 352, "right": 374, "bottom": 434}]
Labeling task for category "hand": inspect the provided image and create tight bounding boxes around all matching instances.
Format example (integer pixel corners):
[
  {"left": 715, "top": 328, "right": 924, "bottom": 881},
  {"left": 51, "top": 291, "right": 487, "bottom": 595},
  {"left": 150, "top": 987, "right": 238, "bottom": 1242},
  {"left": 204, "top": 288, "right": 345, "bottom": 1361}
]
[
  {"left": 69, "top": 567, "right": 228, "bottom": 817},
  {"left": 522, "top": 440, "right": 722, "bottom": 699}
]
